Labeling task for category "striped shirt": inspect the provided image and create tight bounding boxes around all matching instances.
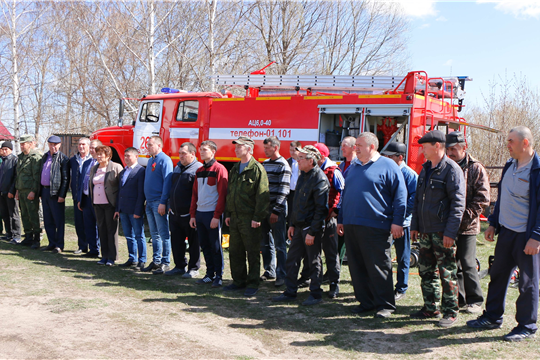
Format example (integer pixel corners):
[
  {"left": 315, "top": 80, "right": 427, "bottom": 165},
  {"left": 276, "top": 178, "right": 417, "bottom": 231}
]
[{"left": 263, "top": 156, "right": 291, "bottom": 215}]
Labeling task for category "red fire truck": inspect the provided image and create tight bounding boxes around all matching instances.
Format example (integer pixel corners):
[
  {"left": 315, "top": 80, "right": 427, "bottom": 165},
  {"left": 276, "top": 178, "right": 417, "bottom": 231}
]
[{"left": 91, "top": 68, "right": 496, "bottom": 172}]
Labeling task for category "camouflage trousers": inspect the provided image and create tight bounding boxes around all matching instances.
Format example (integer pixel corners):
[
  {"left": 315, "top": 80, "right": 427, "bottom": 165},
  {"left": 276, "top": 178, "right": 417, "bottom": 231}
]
[
  {"left": 418, "top": 232, "right": 459, "bottom": 317},
  {"left": 18, "top": 190, "right": 42, "bottom": 237}
]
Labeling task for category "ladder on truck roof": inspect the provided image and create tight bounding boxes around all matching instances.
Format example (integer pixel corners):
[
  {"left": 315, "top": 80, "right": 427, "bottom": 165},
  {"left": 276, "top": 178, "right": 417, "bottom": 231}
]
[{"left": 211, "top": 74, "right": 407, "bottom": 92}]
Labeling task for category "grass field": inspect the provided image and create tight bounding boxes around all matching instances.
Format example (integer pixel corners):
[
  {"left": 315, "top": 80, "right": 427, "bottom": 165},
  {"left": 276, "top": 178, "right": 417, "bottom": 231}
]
[{"left": 0, "top": 196, "right": 536, "bottom": 359}]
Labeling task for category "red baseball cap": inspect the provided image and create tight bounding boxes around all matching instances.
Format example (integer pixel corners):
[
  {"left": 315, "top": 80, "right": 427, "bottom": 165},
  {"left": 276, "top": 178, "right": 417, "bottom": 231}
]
[{"left": 313, "top": 143, "right": 329, "bottom": 158}]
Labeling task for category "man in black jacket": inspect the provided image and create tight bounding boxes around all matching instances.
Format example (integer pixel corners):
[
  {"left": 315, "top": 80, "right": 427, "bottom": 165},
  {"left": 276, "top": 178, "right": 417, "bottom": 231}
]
[
  {"left": 167, "top": 142, "right": 202, "bottom": 277},
  {"left": 40, "top": 135, "right": 69, "bottom": 253},
  {"left": 0, "top": 141, "right": 21, "bottom": 243},
  {"left": 273, "top": 145, "right": 329, "bottom": 306},
  {"left": 410, "top": 130, "right": 466, "bottom": 327}
]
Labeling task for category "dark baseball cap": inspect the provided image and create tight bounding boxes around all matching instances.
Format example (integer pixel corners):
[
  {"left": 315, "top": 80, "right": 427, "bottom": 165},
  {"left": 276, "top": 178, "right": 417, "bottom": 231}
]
[
  {"left": 446, "top": 131, "right": 466, "bottom": 147},
  {"left": 381, "top": 142, "right": 406, "bottom": 156},
  {"left": 418, "top": 130, "right": 446, "bottom": 144}
]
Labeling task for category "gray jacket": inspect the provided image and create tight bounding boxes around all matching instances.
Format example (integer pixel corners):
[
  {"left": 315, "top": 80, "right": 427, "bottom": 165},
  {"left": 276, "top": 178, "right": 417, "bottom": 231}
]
[{"left": 411, "top": 155, "right": 466, "bottom": 240}]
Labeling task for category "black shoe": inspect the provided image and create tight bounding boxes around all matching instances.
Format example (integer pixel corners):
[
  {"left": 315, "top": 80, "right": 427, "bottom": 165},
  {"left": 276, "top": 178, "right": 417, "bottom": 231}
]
[
  {"left": 141, "top": 261, "right": 159, "bottom": 272},
  {"left": 212, "top": 277, "right": 223, "bottom": 288},
  {"left": 52, "top": 247, "right": 62, "bottom": 254},
  {"left": 152, "top": 264, "right": 170, "bottom": 275},
  {"left": 395, "top": 291, "right": 406, "bottom": 302},
  {"left": 30, "top": 242, "right": 41, "bottom": 250},
  {"left": 275, "top": 278, "right": 285, "bottom": 287},
  {"left": 503, "top": 327, "right": 536, "bottom": 342},
  {"left": 164, "top": 267, "right": 186, "bottom": 276},
  {"left": 302, "top": 295, "right": 322, "bottom": 306},
  {"left": 244, "top": 288, "right": 258, "bottom": 297},
  {"left": 272, "top": 293, "right": 296, "bottom": 302},
  {"left": 41, "top": 245, "right": 55, "bottom": 251},
  {"left": 297, "top": 277, "right": 311, "bottom": 288},
  {"left": 351, "top": 305, "right": 375, "bottom": 314},
  {"left": 19, "top": 238, "right": 33, "bottom": 247},
  {"left": 0, "top": 235, "right": 10, "bottom": 240},
  {"left": 119, "top": 260, "right": 137, "bottom": 267},
  {"left": 83, "top": 252, "right": 100, "bottom": 258},
  {"left": 137, "top": 262, "right": 145, "bottom": 271},
  {"left": 328, "top": 283, "right": 339, "bottom": 299},
  {"left": 223, "top": 283, "right": 246, "bottom": 291}
]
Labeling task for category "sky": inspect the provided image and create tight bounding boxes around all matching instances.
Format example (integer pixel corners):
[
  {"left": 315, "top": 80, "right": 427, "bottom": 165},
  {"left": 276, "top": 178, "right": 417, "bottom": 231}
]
[{"left": 396, "top": 0, "right": 540, "bottom": 107}]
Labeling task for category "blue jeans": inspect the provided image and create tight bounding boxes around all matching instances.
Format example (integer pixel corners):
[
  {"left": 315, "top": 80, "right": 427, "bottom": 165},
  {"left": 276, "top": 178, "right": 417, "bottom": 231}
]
[
  {"left": 261, "top": 206, "right": 288, "bottom": 280},
  {"left": 120, "top": 212, "right": 146, "bottom": 263},
  {"left": 392, "top": 226, "right": 411, "bottom": 294},
  {"left": 145, "top": 200, "right": 170, "bottom": 265}
]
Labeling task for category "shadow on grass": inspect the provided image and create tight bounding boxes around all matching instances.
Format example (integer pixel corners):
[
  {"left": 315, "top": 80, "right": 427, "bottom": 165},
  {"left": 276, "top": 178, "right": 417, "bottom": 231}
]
[{"left": 1, "top": 240, "right": 502, "bottom": 355}]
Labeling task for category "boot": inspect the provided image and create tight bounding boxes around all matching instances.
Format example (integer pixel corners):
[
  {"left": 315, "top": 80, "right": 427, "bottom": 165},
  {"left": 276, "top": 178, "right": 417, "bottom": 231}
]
[
  {"left": 19, "top": 234, "right": 33, "bottom": 247},
  {"left": 30, "top": 233, "right": 41, "bottom": 249}
]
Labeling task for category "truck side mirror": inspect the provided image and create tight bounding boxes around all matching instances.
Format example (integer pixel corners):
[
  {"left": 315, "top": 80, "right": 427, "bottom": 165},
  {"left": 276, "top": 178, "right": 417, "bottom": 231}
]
[{"left": 118, "top": 99, "right": 125, "bottom": 127}]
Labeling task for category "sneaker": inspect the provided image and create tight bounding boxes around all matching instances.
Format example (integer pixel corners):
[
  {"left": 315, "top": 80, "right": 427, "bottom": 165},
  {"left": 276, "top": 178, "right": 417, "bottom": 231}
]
[
  {"left": 73, "top": 249, "right": 83, "bottom": 255},
  {"left": 164, "top": 267, "right": 186, "bottom": 276},
  {"left": 275, "top": 278, "right": 285, "bottom": 287},
  {"left": 328, "top": 283, "right": 339, "bottom": 299},
  {"left": 375, "top": 309, "right": 394, "bottom": 318},
  {"left": 503, "top": 327, "right": 536, "bottom": 342},
  {"left": 410, "top": 307, "right": 442, "bottom": 319},
  {"left": 395, "top": 291, "right": 406, "bottom": 302},
  {"left": 152, "top": 264, "right": 170, "bottom": 275},
  {"left": 260, "top": 272, "right": 276, "bottom": 281},
  {"left": 438, "top": 315, "right": 457, "bottom": 327},
  {"left": 182, "top": 269, "right": 199, "bottom": 279},
  {"left": 244, "top": 288, "right": 258, "bottom": 297},
  {"left": 223, "top": 283, "right": 245, "bottom": 291},
  {"left": 212, "top": 277, "right": 222, "bottom": 288},
  {"left": 105, "top": 261, "right": 114, "bottom": 266},
  {"left": 302, "top": 295, "right": 322, "bottom": 306},
  {"left": 141, "top": 261, "right": 159, "bottom": 272},
  {"left": 297, "top": 277, "right": 311, "bottom": 288},
  {"left": 464, "top": 304, "right": 483, "bottom": 314},
  {"left": 196, "top": 275, "right": 214, "bottom": 285},
  {"left": 9, "top": 238, "right": 21, "bottom": 244},
  {"left": 97, "top": 259, "right": 107, "bottom": 265},
  {"left": 466, "top": 314, "right": 502, "bottom": 329}
]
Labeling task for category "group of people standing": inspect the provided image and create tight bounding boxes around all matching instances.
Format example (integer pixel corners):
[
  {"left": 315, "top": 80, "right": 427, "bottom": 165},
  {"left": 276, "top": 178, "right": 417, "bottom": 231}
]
[{"left": 1, "top": 125, "right": 538, "bottom": 342}]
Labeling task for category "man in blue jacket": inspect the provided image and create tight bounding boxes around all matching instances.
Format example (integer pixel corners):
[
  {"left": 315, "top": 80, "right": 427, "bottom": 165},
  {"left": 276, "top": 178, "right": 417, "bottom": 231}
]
[
  {"left": 381, "top": 141, "right": 418, "bottom": 302},
  {"left": 468, "top": 126, "right": 540, "bottom": 342},
  {"left": 337, "top": 132, "right": 407, "bottom": 318},
  {"left": 115, "top": 147, "right": 146, "bottom": 269},
  {"left": 68, "top": 137, "right": 92, "bottom": 254}
]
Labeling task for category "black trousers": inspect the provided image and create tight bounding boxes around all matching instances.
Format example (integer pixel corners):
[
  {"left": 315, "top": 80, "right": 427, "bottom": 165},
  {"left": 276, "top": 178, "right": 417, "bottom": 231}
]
[
  {"left": 284, "top": 226, "right": 323, "bottom": 299},
  {"left": 169, "top": 213, "right": 200, "bottom": 271},
  {"left": 41, "top": 187, "right": 65, "bottom": 249},
  {"left": 0, "top": 192, "right": 20, "bottom": 238},
  {"left": 94, "top": 203, "right": 118, "bottom": 262},
  {"left": 344, "top": 224, "right": 395, "bottom": 311},
  {"left": 456, "top": 234, "right": 484, "bottom": 306},
  {"left": 300, "top": 218, "right": 341, "bottom": 283},
  {"left": 485, "top": 226, "right": 539, "bottom": 331}
]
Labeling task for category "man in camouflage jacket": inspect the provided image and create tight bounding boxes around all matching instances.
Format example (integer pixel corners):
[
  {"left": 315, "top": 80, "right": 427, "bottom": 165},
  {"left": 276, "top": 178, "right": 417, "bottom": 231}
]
[
  {"left": 15, "top": 135, "right": 43, "bottom": 247},
  {"left": 224, "top": 136, "right": 269, "bottom": 297},
  {"left": 446, "top": 131, "right": 490, "bottom": 314}
]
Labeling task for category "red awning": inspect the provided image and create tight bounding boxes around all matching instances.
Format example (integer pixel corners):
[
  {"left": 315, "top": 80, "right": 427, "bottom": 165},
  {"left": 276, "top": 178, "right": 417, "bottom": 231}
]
[{"left": 0, "top": 121, "right": 14, "bottom": 140}]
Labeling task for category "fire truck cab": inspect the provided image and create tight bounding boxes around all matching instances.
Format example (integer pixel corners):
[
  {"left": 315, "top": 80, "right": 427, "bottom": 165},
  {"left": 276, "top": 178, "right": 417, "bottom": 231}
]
[{"left": 91, "top": 70, "right": 493, "bottom": 173}]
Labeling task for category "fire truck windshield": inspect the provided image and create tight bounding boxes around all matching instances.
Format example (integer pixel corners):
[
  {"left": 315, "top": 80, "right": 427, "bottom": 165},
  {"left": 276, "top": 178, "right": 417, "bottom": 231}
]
[{"left": 139, "top": 102, "right": 161, "bottom": 123}]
